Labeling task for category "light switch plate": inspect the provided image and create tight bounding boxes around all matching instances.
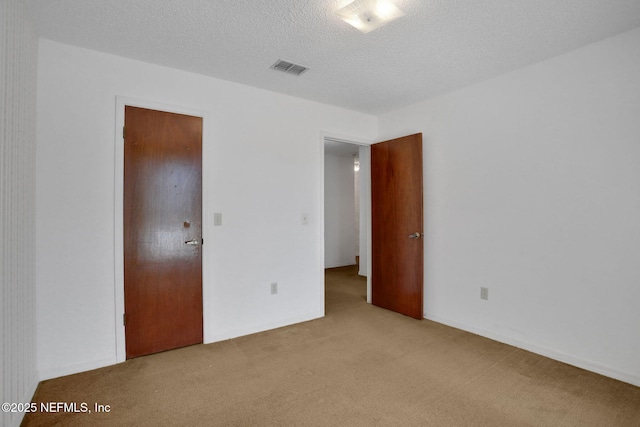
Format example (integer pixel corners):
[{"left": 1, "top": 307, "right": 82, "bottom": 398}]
[{"left": 214, "top": 212, "right": 222, "bottom": 226}]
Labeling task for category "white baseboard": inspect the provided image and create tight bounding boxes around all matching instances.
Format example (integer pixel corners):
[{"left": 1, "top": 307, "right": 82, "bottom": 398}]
[
  {"left": 425, "top": 312, "right": 640, "bottom": 387},
  {"left": 38, "top": 357, "right": 117, "bottom": 382},
  {"left": 205, "top": 310, "right": 324, "bottom": 344},
  {"left": 38, "top": 311, "right": 324, "bottom": 381}
]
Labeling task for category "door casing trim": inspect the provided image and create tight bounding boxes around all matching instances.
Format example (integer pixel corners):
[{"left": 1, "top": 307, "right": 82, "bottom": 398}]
[{"left": 114, "top": 96, "right": 209, "bottom": 363}]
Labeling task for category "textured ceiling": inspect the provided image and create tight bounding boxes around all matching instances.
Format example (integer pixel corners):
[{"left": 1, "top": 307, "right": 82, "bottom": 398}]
[{"left": 26, "top": 0, "right": 640, "bottom": 114}]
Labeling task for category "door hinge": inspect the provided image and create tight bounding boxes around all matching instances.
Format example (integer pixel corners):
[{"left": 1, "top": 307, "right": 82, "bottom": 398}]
[
  {"left": 202, "top": 238, "right": 204, "bottom": 245},
  {"left": 122, "top": 126, "right": 126, "bottom": 139},
  {"left": 123, "top": 313, "right": 126, "bottom": 326}
]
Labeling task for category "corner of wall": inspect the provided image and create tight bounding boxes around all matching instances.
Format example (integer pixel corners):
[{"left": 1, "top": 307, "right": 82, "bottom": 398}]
[{"left": 1, "top": 1, "right": 40, "bottom": 426}]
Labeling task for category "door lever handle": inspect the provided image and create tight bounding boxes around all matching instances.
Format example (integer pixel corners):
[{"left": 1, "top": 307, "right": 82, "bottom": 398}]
[
  {"left": 408, "top": 232, "right": 422, "bottom": 239},
  {"left": 185, "top": 239, "right": 200, "bottom": 245}
]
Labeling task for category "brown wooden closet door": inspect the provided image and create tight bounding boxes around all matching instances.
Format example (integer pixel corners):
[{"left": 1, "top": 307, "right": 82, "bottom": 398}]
[{"left": 124, "top": 106, "right": 203, "bottom": 358}]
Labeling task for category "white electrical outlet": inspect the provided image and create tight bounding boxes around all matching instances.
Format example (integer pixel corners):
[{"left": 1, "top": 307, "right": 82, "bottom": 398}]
[
  {"left": 301, "top": 213, "right": 309, "bottom": 225},
  {"left": 480, "top": 287, "right": 489, "bottom": 300},
  {"left": 213, "top": 212, "right": 222, "bottom": 226},
  {"left": 271, "top": 282, "right": 278, "bottom": 295}
]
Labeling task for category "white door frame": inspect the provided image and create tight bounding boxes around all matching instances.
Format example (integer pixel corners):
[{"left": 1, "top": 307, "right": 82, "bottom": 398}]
[{"left": 113, "top": 96, "right": 209, "bottom": 363}]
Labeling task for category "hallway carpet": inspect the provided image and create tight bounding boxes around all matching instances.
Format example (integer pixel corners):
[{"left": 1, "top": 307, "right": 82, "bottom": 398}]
[{"left": 23, "top": 266, "right": 640, "bottom": 426}]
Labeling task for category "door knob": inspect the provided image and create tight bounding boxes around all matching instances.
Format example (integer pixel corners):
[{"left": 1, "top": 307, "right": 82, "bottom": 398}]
[
  {"left": 185, "top": 239, "right": 200, "bottom": 245},
  {"left": 408, "top": 232, "right": 422, "bottom": 239}
]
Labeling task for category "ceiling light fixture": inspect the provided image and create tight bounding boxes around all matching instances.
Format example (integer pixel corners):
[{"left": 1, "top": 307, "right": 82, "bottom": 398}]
[{"left": 336, "top": 0, "right": 405, "bottom": 34}]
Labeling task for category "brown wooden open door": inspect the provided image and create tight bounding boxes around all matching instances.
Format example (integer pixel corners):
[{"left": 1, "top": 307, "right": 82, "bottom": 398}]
[
  {"left": 371, "top": 133, "right": 424, "bottom": 319},
  {"left": 124, "top": 106, "right": 203, "bottom": 358}
]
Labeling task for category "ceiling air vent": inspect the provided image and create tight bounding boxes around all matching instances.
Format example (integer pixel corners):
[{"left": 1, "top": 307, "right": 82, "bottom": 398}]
[{"left": 270, "top": 59, "right": 309, "bottom": 76}]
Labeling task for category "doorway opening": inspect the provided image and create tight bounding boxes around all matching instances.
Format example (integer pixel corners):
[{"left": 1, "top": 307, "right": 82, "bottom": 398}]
[{"left": 323, "top": 137, "right": 372, "bottom": 309}]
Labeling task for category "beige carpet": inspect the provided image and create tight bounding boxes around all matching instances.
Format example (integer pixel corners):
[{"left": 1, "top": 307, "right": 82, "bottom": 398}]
[{"left": 23, "top": 266, "right": 640, "bottom": 426}]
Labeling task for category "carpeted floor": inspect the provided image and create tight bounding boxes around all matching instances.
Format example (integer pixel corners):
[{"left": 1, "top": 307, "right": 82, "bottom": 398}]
[{"left": 23, "top": 266, "right": 640, "bottom": 426}]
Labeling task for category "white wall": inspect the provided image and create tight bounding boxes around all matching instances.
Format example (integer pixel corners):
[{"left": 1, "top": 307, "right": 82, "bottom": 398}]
[
  {"left": 324, "top": 153, "right": 357, "bottom": 268},
  {"left": 36, "top": 40, "right": 376, "bottom": 380},
  {"left": 0, "top": 1, "right": 39, "bottom": 426},
  {"left": 378, "top": 27, "right": 640, "bottom": 386}
]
